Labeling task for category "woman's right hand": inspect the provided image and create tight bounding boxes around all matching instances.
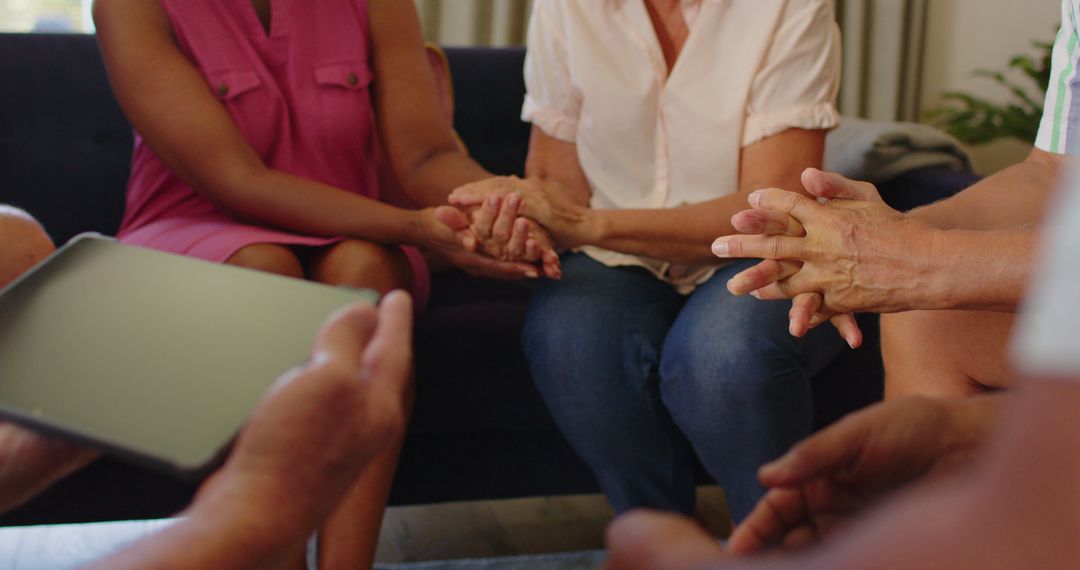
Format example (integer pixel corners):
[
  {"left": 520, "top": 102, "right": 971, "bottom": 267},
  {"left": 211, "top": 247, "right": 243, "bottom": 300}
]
[
  {"left": 464, "top": 193, "right": 562, "bottom": 279},
  {"left": 451, "top": 176, "right": 597, "bottom": 251},
  {"left": 420, "top": 207, "right": 543, "bottom": 280}
]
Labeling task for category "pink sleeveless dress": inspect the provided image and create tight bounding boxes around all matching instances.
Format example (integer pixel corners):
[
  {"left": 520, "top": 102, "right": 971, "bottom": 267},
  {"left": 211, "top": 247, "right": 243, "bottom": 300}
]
[{"left": 117, "top": 0, "right": 430, "bottom": 308}]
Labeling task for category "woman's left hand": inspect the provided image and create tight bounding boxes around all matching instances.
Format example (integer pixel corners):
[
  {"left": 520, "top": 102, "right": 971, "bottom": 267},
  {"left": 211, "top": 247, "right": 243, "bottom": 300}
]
[
  {"left": 0, "top": 422, "right": 99, "bottom": 513},
  {"left": 450, "top": 176, "right": 597, "bottom": 250}
]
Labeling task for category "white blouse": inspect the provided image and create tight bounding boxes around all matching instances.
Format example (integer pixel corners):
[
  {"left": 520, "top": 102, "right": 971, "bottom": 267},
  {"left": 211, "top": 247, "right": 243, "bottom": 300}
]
[{"left": 522, "top": 0, "right": 841, "bottom": 290}]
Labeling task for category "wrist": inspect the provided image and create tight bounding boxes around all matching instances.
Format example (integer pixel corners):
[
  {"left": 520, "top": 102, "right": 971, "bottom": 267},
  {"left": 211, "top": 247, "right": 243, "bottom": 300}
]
[
  {"left": 575, "top": 208, "right": 607, "bottom": 248},
  {"left": 404, "top": 209, "right": 434, "bottom": 248},
  {"left": 919, "top": 224, "right": 955, "bottom": 310},
  {"left": 189, "top": 468, "right": 315, "bottom": 547}
]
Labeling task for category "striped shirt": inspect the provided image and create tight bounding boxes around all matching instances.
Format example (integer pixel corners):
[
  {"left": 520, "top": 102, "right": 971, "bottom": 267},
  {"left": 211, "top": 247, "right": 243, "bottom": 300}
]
[{"left": 1036, "top": 0, "right": 1080, "bottom": 154}]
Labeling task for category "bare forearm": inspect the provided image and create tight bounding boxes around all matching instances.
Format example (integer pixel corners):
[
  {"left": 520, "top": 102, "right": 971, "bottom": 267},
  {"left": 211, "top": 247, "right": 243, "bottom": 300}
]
[
  {"left": 82, "top": 503, "right": 303, "bottom": 570},
  {"left": 83, "top": 472, "right": 326, "bottom": 570},
  {"left": 209, "top": 168, "right": 425, "bottom": 246},
  {"left": 397, "top": 148, "right": 491, "bottom": 208},
  {"left": 805, "top": 383, "right": 1080, "bottom": 570},
  {"left": 588, "top": 192, "right": 763, "bottom": 264},
  {"left": 912, "top": 149, "right": 1064, "bottom": 230},
  {"left": 525, "top": 127, "right": 592, "bottom": 206},
  {"left": 584, "top": 129, "right": 823, "bottom": 263},
  {"left": 922, "top": 227, "right": 1034, "bottom": 311}
]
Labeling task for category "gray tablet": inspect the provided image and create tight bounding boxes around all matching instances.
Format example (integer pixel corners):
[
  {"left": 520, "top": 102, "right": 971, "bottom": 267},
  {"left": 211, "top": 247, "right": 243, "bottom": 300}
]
[{"left": 0, "top": 234, "right": 378, "bottom": 479}]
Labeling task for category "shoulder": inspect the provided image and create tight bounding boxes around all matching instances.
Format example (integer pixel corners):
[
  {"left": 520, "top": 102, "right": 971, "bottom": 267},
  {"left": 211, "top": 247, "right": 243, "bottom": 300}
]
[
  {"left": 526, "top": 0, "right": 608, "bottom": 47},
  {"left": 764, "top": 0, "right": 839, "bottom": 54},
  {"left": 93, "top": 0, "right": 167, "bottom": 23},
  {"left": 777, "top": 0, "right": 835, "bottom": 26},
  {"left": 93, "top": 0, "right": 173, "bottom": 40},
  {"left": 529, "top": 0, "right": 589, "bottom": 29}
]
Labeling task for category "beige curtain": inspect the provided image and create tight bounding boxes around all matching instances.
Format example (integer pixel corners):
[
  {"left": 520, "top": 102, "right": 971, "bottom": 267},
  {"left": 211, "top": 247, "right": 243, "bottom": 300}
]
[
  {"left": 836, "top": 0, "right": 929, "bottom": 121},
  {"left": 415, "top": 0, "right": 533, "bottom": 47}
]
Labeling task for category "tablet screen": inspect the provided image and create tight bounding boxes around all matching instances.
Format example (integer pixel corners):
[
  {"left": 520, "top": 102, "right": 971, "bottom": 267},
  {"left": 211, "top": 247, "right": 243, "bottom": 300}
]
[{"left": 0, "top": 236, "right": 377, "bottom": 478}]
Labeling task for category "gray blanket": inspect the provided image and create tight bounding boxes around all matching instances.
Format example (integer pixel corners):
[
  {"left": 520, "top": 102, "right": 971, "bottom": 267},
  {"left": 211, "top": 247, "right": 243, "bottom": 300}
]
[{"left": 824, "top": 117, "right": 973, "bottom": 184}]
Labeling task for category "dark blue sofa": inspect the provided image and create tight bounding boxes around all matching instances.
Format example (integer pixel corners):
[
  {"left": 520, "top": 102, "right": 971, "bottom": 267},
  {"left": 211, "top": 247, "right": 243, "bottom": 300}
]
[{"left": 0, "top": 33, "right": 979, "bottom": 525}]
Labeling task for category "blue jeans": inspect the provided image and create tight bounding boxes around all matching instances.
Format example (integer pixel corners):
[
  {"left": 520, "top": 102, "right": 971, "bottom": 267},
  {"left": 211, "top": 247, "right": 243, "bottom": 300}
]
[{"left": 522, "top": 254, "right": 844, "bottom": 521}]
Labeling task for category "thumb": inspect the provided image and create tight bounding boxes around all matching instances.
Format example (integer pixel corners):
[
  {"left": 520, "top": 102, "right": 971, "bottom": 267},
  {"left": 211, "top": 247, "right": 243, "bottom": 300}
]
[
  {"left": 360, "top": 291, "right": 414, "bottom": 389},
  {"left": 434, "top": 206, "right": 477, "bottom": 251},
  {"left": 801, "top": 168, "right": 882, "bottom": 203},
  {"left": 758, "top": 417, "right": 865, "bottom": 487},
  {"left": 311, "top": 301, "right": 379, "bottom": 373},
  {"left": 434, "top": 205, "right": 470, "bottom": 231}
]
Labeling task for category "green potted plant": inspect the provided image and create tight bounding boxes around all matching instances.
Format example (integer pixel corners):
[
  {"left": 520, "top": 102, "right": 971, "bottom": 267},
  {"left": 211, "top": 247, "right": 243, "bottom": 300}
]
[{"left": 926, "top": 39, "right": 1053, "bottom": 145}]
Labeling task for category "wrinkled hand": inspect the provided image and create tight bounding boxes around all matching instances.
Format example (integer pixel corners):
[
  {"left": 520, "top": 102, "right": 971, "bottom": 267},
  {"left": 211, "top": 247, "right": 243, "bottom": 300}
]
[
  {"left": 713, "top": 169, "right": 940, "bottom": 315},
  {"left": 605, "top": 510, "right": 729, "bottom": 570},
  {"left": 193, "top": 294, "right": 413, "bottom": 539},
  {"left": 450, "top": 176, "right": 596, "bottom": 251},
  {"left": 725, "top": 194, "right": 862, "bottom": 349},
  {"left": 0, "top": 423, "right": 99, "bottom": 514},
  {"left": 464, "top": 189, "right": 562, "bottom": 278},
  {"left": 728, "top": 395, "right": 992, "bottom": 556},
  {"left": 426, "top": 206, "right": 542, "bottom": 279}
]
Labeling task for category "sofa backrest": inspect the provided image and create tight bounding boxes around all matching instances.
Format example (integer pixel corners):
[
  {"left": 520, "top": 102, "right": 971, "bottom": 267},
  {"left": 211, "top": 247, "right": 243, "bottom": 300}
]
[
  {"left": 444, "top": 46, "right": 531, "bottom": 179},
  {"left": 0, "top": 33, "right": 132, "bottom": 245},
  {"left": 0, "top": 32, "right": 531, "bottom": 246}
]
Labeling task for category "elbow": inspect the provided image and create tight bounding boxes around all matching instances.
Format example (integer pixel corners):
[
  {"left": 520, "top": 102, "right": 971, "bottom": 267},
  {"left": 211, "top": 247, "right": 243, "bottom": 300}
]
[{"left": 1026, "top": 146, "right": 1072, "bottom": 179}]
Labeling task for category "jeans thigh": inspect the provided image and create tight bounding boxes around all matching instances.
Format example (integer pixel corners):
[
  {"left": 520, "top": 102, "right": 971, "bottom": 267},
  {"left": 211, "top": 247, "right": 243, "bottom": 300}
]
[
  {"left": 522, "top": 254, "right": 699, "bottom": 513},
  {"left": 659, "top": 259, "right": 845, "bottom": 520}
]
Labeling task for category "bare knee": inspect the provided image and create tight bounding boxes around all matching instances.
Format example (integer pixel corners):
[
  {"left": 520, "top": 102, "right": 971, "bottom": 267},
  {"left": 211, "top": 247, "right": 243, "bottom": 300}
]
[
  {"left": 308, "top": 240, "right": 411, "bottom": 294},
  {"left": 882, "top": 310, "right": 1014, "bottom": 399},
  {"left": 225, "top": 243, "right": 304, "bottom": 279},
  {"left": 0, "top": 207, "right": 55, "bottom": 287}
]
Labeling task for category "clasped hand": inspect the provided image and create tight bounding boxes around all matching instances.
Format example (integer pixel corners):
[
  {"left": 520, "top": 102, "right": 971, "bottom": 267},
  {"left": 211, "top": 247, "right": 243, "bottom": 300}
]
[
  {"left": 710, "top": 168, "right": 941, "bottom": 347},
  {"left": 437, "top": 175, "right": 595, "bottom": 280}
]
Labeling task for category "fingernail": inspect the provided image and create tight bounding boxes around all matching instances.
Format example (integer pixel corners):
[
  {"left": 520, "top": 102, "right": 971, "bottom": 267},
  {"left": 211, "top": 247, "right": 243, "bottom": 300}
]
[
  {"left": 750, "top": 290, "right": 762, "bottom": 300},
  {"left": 526, "top": 268, "right": 539, "bottom": 278},
  {"left": 748, "top": 190, "right": 762, "bottom": 207},
  {"left": 711, "top": 239, "right": 729, "bottom": 257},
  {"left": 789, "top": 319, "right": 798, "bottom": 336}
]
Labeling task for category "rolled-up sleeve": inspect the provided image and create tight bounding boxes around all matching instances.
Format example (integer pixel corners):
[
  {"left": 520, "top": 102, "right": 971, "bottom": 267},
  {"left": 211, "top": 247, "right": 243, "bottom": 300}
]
[
  {"left": 521, "top": 0, "right": 581, "bottom": 142},
  {"left": 742, "top": 0, "right": 841, "bottom": 147},
  {"left": 1035, "top": 0, "right": 1080, "bottom": 154}
]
